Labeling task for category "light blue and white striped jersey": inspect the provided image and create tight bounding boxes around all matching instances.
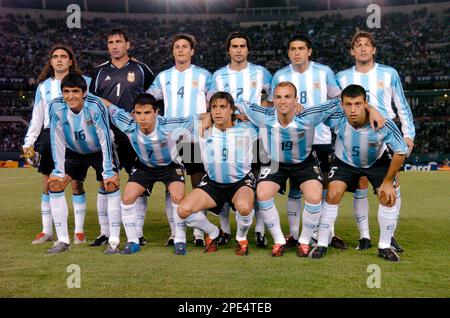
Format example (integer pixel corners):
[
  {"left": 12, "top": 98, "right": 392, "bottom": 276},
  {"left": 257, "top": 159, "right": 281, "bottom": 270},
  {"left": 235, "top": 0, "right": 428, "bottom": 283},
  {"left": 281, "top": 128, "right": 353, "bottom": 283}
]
[
  {"left": 24, "top": 76, "right": 92, "bottom": 147},
  {"left": 336, "top": 63, "right": 415, "bottom": 140},
  {"left": 49, "top": 93, "right": 114, "bottom": 179},
  {"left": 108, "top": 104, "right": 199, "bottom": 168},
  {"left": 236, "top": 98, "right": 344, "bottom": 164},
  {"left": 269, "top": 62, "right": 341, "bottom": 145},
  {"left": 199, "top": 121, "right": 259, "bottom": 183},
  {"left": 207, "top": 63, "right": 272, "bottom": 104},
  {"left": 332, "top": 117, "right": 409, "bottom": 168},
  {"left": 146, "top": 65, "right": 211, "bottom": 118}
]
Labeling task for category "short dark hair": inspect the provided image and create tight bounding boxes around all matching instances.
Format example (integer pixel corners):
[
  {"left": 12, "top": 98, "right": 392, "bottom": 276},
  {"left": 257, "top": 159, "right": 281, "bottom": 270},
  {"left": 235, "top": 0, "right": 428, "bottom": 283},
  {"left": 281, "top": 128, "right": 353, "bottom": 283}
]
[
  {"left": 275, "top": 81, "right": 297, "bottom": 97},
  {"left": 226, "top": 32, "right": 250, "bottom": 51},
  {"left": 107, "top": 28, "right": 129, "bottom": 42},
  {"left": 171, "top": 34, "right": 196, "bottom": 51},
  {"left": 341, "top": 84, "right": 367, "bottom": 101},
  {"left": 351, "top": 31, "right": 376, "bottom": 49},
  {"left": 61, "top": 73, "right": 87, "bottom": 92},
  {"left": 134, "top": 93, "right": 157, "bottom": 111},
  {"left": 209, "top": 91, "right": 236, "bottom": 113},
  {"left": 288, "top": 34, "right": 312, "bottom": 50}
]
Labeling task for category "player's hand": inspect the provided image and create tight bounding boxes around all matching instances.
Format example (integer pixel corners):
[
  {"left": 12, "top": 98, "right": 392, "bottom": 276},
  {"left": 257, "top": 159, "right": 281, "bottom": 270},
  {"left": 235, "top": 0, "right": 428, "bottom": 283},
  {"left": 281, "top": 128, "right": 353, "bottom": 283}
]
[
  {"left": 404, "top": 137, "right": 414, "bottom": 157},
  {"left": 296, "top": 102, "right": 304, "bottom": 114},
  {"left": 104, "top": 174, "right": 120, "bottom": 192},
  {"left": 378, "top": 180, "right": 396, "bottom": 207},
  {"left": 368, "top": 107, "right": 385, "bottom": 130},
  {"left": 235, "top": 113, "right": 248, "bottom": 122},
  {"left": 200, "top": 113, "right": 213, "bottom": 137},
  {"left": 22, "top": 145, "right": 35, "bottom": 159},
  {"left": 100, "top": 98, "right": 112, "bottom": 107}
]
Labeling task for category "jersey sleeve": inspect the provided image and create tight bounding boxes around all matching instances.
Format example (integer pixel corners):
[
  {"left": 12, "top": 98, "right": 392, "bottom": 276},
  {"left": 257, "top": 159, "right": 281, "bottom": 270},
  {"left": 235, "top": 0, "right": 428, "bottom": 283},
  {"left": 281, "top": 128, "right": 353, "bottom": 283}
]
[
  {"left": 141, "top": 63, "right": 155, "bottom": 91},
  {"left": 24, "top": 84, "right": 45, "bottom": 147},
  {"left": 206, "top": 72, "right": 218, "bottom": 101},
  {"left": 325, "top": 67, "right": 342, "bottom": 99},
  {"left": 146, "top": 73, "right": 163, "bottom": 101},
  {"left": 235, "top": 99, "right": 272, "bottom": 127},
  {"left": 262, "top": 67, "right": 273, "bottom": 96},
  {"left": 83, "top": 76, "right": 92, "bottom": 93},
  {"left": 383, "top": 119, "right": 409, "bottom": 155},
  {"left": 108, "top": 104, "right": 136, "bottom": 134},
  {"left": 92, "top": 104, "right": 115, "bottom": 179},
  {"left": 165, "top": 115, "right": 200, "bottom": 141},
  {"left": 49, "top": 106, "right": 66, "bottom": 178},
  {"left": 89, "top": 67, "right": 101, "bottom": 97},
  {"left": 391, "top": 69, "right": 415, "bottom": 140},
  {"left": 296, "top": 98, "right": 345, "bottom": 128}
]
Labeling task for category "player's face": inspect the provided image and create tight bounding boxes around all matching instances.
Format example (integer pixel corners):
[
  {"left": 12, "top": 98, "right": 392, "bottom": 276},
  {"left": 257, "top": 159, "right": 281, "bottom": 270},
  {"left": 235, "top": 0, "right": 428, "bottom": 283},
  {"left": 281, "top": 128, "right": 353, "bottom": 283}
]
[
  {"left": 51, "top": 49, "right": 72, "bottom": 74},
  {"left": 342, "top": 95, "right": 368, "bottom": 126},
  {"left": 173, "top": 39, "right": 194, "bottom": 64},
  {"left": 63, "top": 87, "right": 86, "bottom": 112},
  {"left": 274, "top": 85, "right": 297, "bottom": 117},
  {"left": 133, "top": 104, "right": 157, "bottom": 131},
  {"left": 210, "top": 98, "right": 233, "bottom": 127},
  {"left": 351, "top": 37, "right": 376, "bottom": 64},
  {"left": 288, "top": 40, "right": 311, "bottom": 68},
  {"left": 228, "top": 38, "right": 249, "bottom": 64},
  {"left": 107, "top": 34, "right": 130, "bottom": 60}
]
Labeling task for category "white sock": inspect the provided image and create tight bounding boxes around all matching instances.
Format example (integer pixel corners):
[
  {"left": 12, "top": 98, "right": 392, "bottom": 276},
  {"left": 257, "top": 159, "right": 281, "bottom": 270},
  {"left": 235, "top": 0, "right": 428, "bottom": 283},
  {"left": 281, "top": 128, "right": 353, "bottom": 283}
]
[
  {"left": 41, "top": 193, "right": 52, "bottom": 235},
  {"left": 185, "top": 212, "right": 220, "bottom": 239},
  {"left": 254, "top": 207, "right": 265, "bottom": 235},
  {"left": 287, "top": 189, "right": 302, "bottom": 240},
  {"left": 393, "top": 187, "right": 401, "bottom": 235},
  {"left": 378, "top": 204, "right": 398, "bottom": 249},
  {"left": 219, "top": 202, "right": 231, "bottom": 234},
  {"left": 235, "top": 209, "right": 254, "bottom": 241},
  {"left": 165, "top": 194, "right": 175, "bottom": 237},
  {"left": 317, "top": 202, "right": 339, "bottom": 247},
  {"left": 107, "top": 190, "right": 122, "bottom": 246},
  {"left": 299, "top": 201, "right": 322, "bottom": 245},
  {"left": 121, "top": 202, "right": 139, "bottom": 244},
  {"left": 49, "top": 191, "right": 70, "bottom": 244},
  {"left": 73, "top": 192, "right": 86, "bottom": 234},
  {"left": 193, "top": 210, "right": 206, "bottom": 240},
  {"left": 135, "top": 196, "right": 147, "bottom": 238},
  {"left": 257, "top": 199, "right": 285, "bottom": 245},
  {"left": 97, "top": 190, "right": 109, "bottom": 237},
  {"left": 353, "top": 190, "right": 370, "bottom": 239},
  {"left": 172, "top": 203, "right": 186, "bottom": 244}
]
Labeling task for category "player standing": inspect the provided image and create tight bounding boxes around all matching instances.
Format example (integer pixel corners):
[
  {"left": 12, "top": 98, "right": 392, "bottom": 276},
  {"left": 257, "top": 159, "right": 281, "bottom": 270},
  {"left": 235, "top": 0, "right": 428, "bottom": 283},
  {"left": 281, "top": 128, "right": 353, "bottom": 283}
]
[
  {"left": 207, "top": 32, "right": 272, "bottom": 248},
  {"left": 312, "top": 85, "right": 407, "bottom": 262},
  {"left": 90, "top": 28, "right": 155, "bottom": 247},
  {"left": 270, "top": 35, "right": 345, "bottom": 249},
  {"left": 147, "top": 34, "right": 212, "bottom": 247},
  {"left": 23, "top": 44, "right": 91, "bottom": 245},
  {"left": 46, "top": 74, "right": 119, "bottom": 254},
  {"left": 336, "top": 31, "right": 415, "bottom": 251}
]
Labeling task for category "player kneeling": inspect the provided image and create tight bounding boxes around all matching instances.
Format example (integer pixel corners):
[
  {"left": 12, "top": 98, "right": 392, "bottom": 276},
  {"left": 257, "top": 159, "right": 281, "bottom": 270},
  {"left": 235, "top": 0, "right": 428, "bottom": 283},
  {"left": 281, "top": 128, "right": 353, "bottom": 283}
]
[
  {"left": 312, "top": 85, "right": 408, "bottom": 262},
  {"left": 177, "top": 92, "right": 258, "bottom": 256}
]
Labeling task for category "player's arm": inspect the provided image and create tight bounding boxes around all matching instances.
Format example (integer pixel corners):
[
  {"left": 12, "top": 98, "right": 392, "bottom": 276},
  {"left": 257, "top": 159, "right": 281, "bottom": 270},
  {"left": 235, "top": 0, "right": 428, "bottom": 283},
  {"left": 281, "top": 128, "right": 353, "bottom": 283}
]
[
  {"left": 23, "top": 85, "right": 45, "bottom": 155},
  {"left": 266, "top": 74, "right": 279, "bottom": 103},
  {"left": 365, "top": 104, "right": 385, "bottom": 130},
  {"left": 326, "top": 67, "right": 342, "bottom": 99},
  {"left": 142, "top": 63, "right": 155, "bottom": 92},
  {"left": 299, "top": 97, "right": 344, "bottom": 128},
  {"left": 49, "top": 107, "right": 67, "bottom": 180},
  {"left": 391, "top": 70, "right": 415, "bottom": 155},
  {"left": 145, "top": 73, "right": 163, "bottom": 101},
  {"left": 89, "top": 67, "right": 101, "bottom": 96},
  {"left": 234, "top": 99, "right": 269, "bottom": 127},
  {"left": 261, "top": 67, "right": 274, "bottom": 106},
  {"left": 105, "top": 102, "right": 136, "bottom": 134}
]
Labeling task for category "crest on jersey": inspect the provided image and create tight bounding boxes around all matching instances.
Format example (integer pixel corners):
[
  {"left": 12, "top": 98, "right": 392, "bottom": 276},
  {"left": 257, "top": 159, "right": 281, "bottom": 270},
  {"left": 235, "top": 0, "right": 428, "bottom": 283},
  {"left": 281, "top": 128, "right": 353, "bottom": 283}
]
[
  {"left": 127, "top": 71, "right": 136, "bottom": 83},
  {"left": 86, "top": 119, "right": 93, "bottom": 126},
  {"left": 313, "top": 82, "right": 321, "bottom": 89},
  {"left": 192, "top": 80, "right": 198, "bottom": 88},
  {"left": 369, "top": 141, "right": 381, "bottom": 148},
  {"left": 377, "top": 81, "right": 384, "bottom": 88},
  {"left": 251, "top": 81, "right": 257, "bottom": 88}
]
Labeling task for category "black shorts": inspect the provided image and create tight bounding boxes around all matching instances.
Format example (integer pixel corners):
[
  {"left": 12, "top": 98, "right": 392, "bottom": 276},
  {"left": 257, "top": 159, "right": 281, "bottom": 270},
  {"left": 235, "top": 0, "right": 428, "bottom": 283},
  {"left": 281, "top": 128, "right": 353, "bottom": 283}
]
[
  {"left": 65, "top": 148, "right": 118, "bottom": 182},
  {"left": 111, "top": 125, "right": 138, "bottom": 174},
  {"left": 257, "top": 153, "right": 323, "bottom": 195},
  {"left": 128, "top": 161, "right": 185, "bottom": 195},
  {"left": 36, "top": 128, "right": 54, "bottom": 175},
  {"left": 178, "top": 142, "right": 206, "bottom": 176},
  {"left": 251, "top": 138, "right": 270, "bottom": 172},
  {"left": 329, "top": 152, "right": 393, "bottom": 193},
  {"left": 311, "top": 144, "right": 334, "bottom": 174},
  {"left": 197, "top": 172, "right": 256, "bottom": 215}
]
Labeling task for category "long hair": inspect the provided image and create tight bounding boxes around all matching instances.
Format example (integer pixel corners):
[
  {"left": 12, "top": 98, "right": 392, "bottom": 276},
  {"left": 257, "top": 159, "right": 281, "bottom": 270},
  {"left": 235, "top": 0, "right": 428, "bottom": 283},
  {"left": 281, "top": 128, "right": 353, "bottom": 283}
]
[{"left": 37, "top": 44, "right": 82, "bottom": 83}]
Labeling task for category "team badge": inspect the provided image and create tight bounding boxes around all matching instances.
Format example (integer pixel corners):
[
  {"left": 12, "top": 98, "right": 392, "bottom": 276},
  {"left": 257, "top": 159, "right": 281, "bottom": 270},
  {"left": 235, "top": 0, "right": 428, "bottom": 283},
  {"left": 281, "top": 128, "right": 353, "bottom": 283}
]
[
  {"left": 368, "top": 141, "right": 380, "bottom": 148},
  {"left": 313, "top": 82, "right": 321, "bottom": 89},
  {"left": 377, "top": 81, "right": 384, "bottom": 88},
  {"left": 251, "top": 81, "right": 257, "bottom": 88},
  {"left": 192, "top": 80, "right": 198, "bottom": 88},
  {"left": 175, "top": 168, "right": 184, "bottom": 176},
  {"left": 86, "top": 119, "right": 93, "bottom": 126},
  {"left": 127, "top": 71, "right": 136, "bottom": 83}
]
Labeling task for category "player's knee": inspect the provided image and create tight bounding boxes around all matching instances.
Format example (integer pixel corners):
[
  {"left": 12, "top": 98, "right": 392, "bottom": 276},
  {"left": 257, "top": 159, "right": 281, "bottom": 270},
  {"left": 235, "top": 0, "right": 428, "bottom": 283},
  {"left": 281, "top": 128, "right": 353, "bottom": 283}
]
[
  {"left": 327, "top": 188, "right": 343, "bottom": 205},
  {"left": 121, "top": 194, "right": 137, "bottom": 206},
  {"left": 177, "top": 202, "right": 192, "bottom": 219},
  {"left": 48, "top": 180, "right": 64, "bottom": 193},
  {"left": 357, "top": 178, "right": 369, "bottom": 189},
  {"left": 256, "top": 188, "right": 273, "bottom": 202},
  {"left": 70, "top": 180, "right": 84, "bottom": 194},
  {"left": 105, "top": 183, "right": 119, "bottom": 193},
  {"left": 234, "top": 201, "right": 253, "bottom": 215},
  {"left": 170, "top": 194, "right": 184, "bottom": 205}
]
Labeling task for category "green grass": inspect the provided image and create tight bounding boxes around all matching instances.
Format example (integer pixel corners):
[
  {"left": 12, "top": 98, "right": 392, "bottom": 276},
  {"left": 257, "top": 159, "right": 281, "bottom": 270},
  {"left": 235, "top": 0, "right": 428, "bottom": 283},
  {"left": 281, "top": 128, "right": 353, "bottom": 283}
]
[{"left": 0, "top": 168, "right": 449, "bottom": 297}]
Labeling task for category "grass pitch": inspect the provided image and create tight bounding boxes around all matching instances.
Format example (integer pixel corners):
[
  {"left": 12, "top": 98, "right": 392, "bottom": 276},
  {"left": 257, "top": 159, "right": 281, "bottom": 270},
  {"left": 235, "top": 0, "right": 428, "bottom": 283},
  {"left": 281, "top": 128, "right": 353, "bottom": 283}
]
[{"left": 0, "top": 168, "right": 449, "bottom": 298}]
